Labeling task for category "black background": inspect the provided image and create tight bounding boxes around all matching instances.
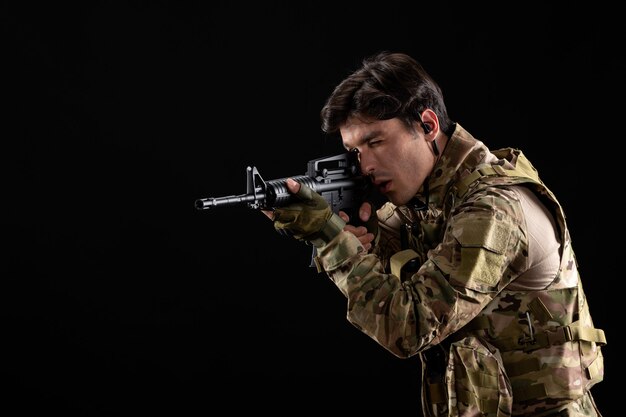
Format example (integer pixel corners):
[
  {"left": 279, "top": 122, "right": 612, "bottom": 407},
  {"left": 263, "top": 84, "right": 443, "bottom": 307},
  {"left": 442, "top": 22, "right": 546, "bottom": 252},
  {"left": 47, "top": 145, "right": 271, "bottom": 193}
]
[{"left": 3, "top": 2, "right": 622, "bottom": 415}]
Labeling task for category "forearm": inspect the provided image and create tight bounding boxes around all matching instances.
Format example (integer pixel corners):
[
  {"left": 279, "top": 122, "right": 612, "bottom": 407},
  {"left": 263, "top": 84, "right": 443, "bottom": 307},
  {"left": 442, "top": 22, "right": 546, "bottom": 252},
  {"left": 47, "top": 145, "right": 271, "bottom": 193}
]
[{"left": 317, "top": 232, "right": 453, "bottom": 357}]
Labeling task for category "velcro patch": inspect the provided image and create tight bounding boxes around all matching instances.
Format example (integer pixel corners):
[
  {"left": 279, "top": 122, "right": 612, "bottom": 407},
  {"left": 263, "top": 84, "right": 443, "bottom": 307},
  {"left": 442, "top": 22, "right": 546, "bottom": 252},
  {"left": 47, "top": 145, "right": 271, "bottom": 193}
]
[{"left": 453, "top": 217, "right": 512, "bottom": 287}]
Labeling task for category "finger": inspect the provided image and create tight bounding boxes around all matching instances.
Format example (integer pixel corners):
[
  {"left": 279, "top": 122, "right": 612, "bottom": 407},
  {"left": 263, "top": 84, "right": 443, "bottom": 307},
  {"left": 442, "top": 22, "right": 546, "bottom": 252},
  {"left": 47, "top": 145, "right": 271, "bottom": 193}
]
[
  {"left": 359, "top": 201, "right": 372, "bottom": 222},
  {"left": 343, "top": 224, "right": 374, "bottom": 250},
  {"left": 358, "top": 232, "right": 375, "bottom": 251},
  {"left": 343, "top": 224, "right": 368, "bottom": 237},
  {"left": 286, "top": 178, "right": 301, "bottom": 194},
  {"left": 360, "top": 232, "right": 375, "bottom": 245},
  {"left": 261, "top": 209, "right": 274, "bottom": 220},
  {"left": 338, "top": 210, "right": 350, "bottom": 222}
]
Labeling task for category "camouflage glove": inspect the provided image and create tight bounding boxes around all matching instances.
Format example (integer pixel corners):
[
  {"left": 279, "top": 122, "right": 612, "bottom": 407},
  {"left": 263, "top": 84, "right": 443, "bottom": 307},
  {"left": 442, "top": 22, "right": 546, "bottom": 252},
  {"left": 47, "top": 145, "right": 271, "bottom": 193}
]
[{"left": 273, "top": 181, "right": 346, "bottom": 248}]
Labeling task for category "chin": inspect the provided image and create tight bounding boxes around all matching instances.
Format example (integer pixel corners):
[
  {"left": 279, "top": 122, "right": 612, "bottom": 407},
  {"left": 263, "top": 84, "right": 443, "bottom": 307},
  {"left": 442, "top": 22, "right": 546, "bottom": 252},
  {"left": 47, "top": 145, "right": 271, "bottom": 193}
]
[{"left": 387, "top": 194, "right": 407, "bottom": 206}]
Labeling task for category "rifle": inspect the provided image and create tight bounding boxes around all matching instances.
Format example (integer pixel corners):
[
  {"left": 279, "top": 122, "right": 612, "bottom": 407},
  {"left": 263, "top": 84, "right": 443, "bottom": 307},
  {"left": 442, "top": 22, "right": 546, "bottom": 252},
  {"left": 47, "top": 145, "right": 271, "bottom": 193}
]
[{"left": 194, "top": 152, "right": 374, "bottom": 265}]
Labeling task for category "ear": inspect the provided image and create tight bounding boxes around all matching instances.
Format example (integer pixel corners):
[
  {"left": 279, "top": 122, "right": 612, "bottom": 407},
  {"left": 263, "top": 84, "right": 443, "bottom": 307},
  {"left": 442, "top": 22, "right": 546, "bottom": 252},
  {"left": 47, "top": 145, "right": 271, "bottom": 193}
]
[{"left": 420, "top": 109, "right": 439, "bottom": 138}]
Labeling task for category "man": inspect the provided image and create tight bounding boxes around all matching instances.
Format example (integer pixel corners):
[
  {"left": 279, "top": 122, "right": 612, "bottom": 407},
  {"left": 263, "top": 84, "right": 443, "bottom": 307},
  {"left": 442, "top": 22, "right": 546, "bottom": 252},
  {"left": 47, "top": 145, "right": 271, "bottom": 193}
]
[{"left": 266, "top": 51, "right": 606, "bottom": 416}]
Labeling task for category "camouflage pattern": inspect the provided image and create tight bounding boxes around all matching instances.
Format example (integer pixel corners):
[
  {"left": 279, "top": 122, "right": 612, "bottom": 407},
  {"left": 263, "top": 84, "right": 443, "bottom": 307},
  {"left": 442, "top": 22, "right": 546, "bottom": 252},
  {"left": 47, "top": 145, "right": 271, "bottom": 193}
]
[
  {"left": 273, "top": 177, "right": 338, "bottom": 242},
  {"left": 315, "top": 124, "right": 605, "bottom": 416},
  {"left": 445, "top": 336, "right": 513, "bottom": 416}
]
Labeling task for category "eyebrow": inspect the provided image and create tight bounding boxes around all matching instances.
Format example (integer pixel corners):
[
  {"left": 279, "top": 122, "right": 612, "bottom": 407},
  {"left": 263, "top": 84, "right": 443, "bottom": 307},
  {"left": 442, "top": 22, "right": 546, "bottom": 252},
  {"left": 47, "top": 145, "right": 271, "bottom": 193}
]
[{"left": 344, "top": 129, "right": 382, "bottom": 150}]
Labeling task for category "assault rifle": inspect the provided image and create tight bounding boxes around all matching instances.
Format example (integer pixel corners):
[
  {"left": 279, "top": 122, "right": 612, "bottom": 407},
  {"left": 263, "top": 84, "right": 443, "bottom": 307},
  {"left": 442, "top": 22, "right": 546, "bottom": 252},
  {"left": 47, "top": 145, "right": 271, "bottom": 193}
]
[{"left": 194, "top": 152, "right": 374, "bottom": 265}]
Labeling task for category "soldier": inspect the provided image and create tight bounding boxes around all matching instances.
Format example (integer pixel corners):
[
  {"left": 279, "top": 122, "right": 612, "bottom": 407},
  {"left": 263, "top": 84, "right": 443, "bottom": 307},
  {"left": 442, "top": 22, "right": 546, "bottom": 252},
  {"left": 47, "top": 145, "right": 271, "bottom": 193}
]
[{"left": 264, "top": 51, "right": 606, "bottom": 416}]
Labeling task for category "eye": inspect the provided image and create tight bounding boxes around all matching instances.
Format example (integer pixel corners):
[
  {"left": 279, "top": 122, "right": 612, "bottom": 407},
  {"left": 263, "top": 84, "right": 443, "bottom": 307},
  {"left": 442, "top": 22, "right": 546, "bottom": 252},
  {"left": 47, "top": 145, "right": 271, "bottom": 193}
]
[{"left": 368, "top": 139, "right": 382, "bottom": 147}]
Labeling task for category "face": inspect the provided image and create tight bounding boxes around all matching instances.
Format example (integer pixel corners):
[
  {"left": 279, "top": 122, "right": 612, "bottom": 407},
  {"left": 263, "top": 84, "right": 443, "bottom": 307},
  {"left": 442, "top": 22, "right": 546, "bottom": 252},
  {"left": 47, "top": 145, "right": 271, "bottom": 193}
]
[{"left": 340, "top": 116, "right": 436, "bottom": 206}]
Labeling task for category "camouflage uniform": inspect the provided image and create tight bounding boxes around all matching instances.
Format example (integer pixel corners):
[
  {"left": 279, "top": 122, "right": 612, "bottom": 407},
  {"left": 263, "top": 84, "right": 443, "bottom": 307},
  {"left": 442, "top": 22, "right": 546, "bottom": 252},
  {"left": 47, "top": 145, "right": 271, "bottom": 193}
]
[{"left": 314, "top": 124, "right": 606, "bottom": 416}]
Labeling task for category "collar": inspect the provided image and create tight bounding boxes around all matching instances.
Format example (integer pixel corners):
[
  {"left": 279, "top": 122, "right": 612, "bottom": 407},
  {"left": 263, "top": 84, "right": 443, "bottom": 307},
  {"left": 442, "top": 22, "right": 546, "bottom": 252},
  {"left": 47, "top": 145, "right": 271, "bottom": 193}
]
[{"left": 412, "top": 123, "right": 493, "bottom": 211}]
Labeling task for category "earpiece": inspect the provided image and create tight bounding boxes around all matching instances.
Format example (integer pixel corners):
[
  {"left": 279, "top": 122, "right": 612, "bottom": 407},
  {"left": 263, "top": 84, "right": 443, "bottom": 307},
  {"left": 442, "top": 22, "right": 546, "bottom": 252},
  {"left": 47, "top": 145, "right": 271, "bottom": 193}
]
[{"left": 418, "top": 116, "right": 437, "bottom": 155}]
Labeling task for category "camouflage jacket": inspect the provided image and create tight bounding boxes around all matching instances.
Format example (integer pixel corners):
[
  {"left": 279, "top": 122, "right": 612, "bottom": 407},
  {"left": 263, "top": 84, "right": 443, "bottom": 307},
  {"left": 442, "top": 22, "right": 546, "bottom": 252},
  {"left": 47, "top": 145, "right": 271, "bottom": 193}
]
[{"left": 315, "top": 124, "right": 606, "bottom": 416}]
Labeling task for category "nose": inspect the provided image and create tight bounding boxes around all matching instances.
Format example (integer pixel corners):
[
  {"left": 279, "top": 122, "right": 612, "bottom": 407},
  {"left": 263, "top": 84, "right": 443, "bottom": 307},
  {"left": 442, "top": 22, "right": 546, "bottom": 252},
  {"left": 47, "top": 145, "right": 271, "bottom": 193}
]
[{"left": 358, "top": 150, "right": 375, "bottom": 177}]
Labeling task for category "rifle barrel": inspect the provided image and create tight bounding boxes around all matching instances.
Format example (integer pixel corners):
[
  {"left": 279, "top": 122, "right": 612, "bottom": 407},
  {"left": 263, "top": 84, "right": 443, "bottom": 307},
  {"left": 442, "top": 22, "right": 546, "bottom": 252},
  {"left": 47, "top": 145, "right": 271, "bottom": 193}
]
[{"left": 194, "top": 193, "right": 264, "bottom": 210}]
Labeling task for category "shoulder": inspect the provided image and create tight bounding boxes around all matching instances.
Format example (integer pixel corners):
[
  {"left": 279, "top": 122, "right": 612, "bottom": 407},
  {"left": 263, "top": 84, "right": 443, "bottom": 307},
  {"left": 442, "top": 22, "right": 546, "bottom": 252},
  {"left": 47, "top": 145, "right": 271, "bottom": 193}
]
[
  {"left": 435, "top": 185, "right": 531, "bottom": 290},
  {"left": 455, "top": 183, "right": 526, "bottom": 228}
]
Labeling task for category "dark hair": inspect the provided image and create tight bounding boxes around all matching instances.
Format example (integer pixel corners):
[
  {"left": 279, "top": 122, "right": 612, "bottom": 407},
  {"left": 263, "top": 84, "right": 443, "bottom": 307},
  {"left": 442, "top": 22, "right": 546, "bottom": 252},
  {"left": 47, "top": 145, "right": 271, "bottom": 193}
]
[{"left": 320, "top": 51, "right": 453, "bottom": 134}]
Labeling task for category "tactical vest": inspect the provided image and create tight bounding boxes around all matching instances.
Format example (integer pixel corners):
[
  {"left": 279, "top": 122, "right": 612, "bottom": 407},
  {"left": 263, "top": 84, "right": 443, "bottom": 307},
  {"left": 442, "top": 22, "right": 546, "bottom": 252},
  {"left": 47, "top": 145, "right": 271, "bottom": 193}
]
[{"left": 394, "top": 148, "right": 607, "bottom": 416}]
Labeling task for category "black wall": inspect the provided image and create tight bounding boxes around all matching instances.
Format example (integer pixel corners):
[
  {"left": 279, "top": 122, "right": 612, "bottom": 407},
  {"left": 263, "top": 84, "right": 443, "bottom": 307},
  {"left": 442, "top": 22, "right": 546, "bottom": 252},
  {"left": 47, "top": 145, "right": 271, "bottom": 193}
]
[{"left": 4, "top": 2, "right": 621, "bottom": 415}]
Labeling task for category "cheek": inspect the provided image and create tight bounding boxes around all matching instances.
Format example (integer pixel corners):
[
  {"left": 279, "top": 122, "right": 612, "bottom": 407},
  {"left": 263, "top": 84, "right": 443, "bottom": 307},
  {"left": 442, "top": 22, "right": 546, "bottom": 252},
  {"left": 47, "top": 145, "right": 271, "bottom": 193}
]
[
  {"left": 398, "top": 144, "right": 421, "bottom": 170},
  {"left": 398, "top": 148, "right": 427, "bottom": 186},
  {"left": 393, "top": 157, "right": 416, "bottom": 186}
]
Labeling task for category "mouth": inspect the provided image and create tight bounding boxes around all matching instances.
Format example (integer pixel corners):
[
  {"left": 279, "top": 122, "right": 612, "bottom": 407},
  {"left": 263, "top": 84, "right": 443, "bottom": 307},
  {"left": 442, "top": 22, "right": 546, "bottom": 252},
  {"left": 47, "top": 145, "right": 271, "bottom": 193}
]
[{"left": 375, "top": 180, "right": 391, "bottom": 194}]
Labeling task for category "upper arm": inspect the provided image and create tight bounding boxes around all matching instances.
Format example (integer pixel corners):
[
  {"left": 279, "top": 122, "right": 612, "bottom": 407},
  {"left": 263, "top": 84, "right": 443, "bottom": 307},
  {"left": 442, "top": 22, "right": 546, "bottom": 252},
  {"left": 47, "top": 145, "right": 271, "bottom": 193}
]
[{"left": 431, "top": 186, "right": 529, "bottom": 294}]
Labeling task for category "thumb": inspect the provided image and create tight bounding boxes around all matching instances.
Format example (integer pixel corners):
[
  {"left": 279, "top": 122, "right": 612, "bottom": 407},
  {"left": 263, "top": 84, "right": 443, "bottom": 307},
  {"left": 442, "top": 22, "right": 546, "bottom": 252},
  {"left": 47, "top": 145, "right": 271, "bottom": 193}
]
[
  {"left": 286, "top": 178, "right": 301, "bottom": 194},
  {"left": 359, "top": 201, "right": 372, "bottom": 222}
]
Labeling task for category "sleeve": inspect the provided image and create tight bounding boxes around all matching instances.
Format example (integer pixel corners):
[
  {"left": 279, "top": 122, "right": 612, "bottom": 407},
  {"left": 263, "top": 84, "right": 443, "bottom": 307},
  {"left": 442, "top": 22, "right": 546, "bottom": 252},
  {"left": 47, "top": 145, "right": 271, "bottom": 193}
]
[
  {"left": 315, "top": 186, "right": 529, "bottom": 358},
  {"left": 371, "top": 202, "right": 403, "bottom": 272}
]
